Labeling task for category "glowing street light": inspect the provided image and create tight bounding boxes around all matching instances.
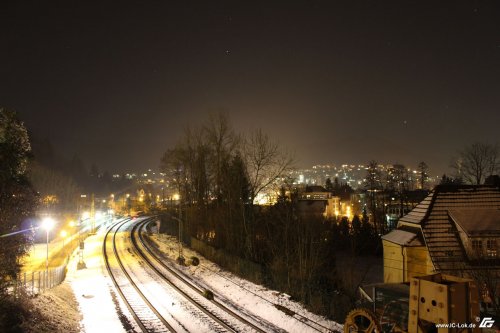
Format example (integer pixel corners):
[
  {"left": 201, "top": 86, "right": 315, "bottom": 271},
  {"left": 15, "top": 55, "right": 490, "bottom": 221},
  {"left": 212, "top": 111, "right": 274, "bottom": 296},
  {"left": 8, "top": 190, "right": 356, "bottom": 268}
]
[
  {"left": 42, "top": 217, "right": 55, "bottom": 281},
  {"left": 60, "top": 230, "right": 67, "bottom": 248}
]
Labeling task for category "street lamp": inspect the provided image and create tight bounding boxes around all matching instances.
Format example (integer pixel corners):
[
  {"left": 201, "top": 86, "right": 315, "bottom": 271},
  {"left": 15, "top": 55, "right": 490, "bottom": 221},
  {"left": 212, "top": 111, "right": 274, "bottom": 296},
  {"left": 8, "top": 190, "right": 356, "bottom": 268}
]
[
  {"left": 42, "top": 217, "right": 55, "bottom": 285},
  {"left": 60, "top": 230, "right": 67, "bottom": 248}
]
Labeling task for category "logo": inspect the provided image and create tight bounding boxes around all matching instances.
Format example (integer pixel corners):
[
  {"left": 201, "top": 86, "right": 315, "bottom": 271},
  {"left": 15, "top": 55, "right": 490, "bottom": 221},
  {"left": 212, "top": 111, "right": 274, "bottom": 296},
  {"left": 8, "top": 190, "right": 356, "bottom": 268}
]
[{"left": 479, "top": 317, "right": 495, "bottom": 328}]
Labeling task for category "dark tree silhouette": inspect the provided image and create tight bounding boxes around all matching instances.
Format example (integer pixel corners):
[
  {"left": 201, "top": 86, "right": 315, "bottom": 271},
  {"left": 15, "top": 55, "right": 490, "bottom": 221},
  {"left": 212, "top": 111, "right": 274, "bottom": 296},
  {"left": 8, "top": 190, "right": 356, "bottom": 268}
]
[
  {"left": 452, "top": 142, "right": 499, "bottom": 185},
  {"left": 417, "top": 161, "right": 429, "bottom": 189},
  {"left": 0, "top": 109, "right": 37, "bottom": 298}
]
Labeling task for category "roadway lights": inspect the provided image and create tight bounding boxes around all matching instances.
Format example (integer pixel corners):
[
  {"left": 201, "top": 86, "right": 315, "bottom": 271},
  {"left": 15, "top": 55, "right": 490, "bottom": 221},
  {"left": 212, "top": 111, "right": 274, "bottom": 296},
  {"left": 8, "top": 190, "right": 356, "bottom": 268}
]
[
  {"left": 60, "top": 230, "right": 67, "bottom": 248},
  {"left": 42, "top": 217, "right": 55, "bottom": 231}
]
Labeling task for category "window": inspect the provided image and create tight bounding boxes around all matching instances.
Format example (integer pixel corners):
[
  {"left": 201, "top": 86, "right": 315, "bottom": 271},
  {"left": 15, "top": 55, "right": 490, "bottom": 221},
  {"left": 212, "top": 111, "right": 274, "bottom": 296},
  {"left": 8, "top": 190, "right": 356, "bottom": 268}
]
[
  {"left": 472, "top": 240, "right": 483, "bottom": 255},
  {"left": 486, "top": 239, "right": 497, "bottom": 258}
]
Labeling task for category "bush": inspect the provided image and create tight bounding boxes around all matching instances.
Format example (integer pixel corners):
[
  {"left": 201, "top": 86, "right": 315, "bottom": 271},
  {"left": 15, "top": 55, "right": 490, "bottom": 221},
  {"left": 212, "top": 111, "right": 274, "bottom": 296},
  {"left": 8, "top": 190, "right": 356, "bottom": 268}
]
[
  {"left": 190, "top": 256, "right": 200, "bottom": 266},
  {"left": 0, "top": 294, "right": 33, "bottom": 332},
  {"left": 203, "top": 289, "right": 214, "bottom": 300}
]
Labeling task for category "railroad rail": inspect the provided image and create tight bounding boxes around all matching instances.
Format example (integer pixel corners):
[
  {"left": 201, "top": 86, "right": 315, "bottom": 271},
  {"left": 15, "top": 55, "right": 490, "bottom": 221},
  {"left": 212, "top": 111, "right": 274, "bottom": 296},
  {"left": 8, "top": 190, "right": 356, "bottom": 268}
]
[
  {"left": 139, "top": 219, "right": 338, "bottom": 333},
  {"left": 132, "top": 219, "right": 271, "bottom": 333},
  {"left": 105, "top": 216, "right": 336, "bottom": 332},
  {"left": 103, "top": 218, "right": 176, "bottom": 333}
]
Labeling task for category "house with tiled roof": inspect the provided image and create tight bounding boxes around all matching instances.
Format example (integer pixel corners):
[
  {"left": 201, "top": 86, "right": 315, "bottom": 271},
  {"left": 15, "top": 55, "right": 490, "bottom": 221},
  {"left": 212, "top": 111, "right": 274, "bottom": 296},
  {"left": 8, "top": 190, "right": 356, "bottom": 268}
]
[{"left": 382, "top": 185, "right": 500, "bottom": 284}]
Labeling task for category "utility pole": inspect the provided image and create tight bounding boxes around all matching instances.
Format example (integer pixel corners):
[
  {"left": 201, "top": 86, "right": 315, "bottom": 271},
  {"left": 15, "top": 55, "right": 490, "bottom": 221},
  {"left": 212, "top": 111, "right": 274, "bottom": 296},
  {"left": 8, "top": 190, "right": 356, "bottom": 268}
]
[
  {"left": 178, "top": 205, "right": 183, "bottom": 260},
  {"left": 173, "top": 203, "right": 184, "bottom": 264}
]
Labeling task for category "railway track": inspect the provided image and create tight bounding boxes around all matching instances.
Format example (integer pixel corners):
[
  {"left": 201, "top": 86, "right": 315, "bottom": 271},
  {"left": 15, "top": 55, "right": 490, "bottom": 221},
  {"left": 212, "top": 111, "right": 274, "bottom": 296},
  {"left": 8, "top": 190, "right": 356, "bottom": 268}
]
[
  {"left": 105, "top": 216, "right": 336, "bottom": 332},
  {"left": 138, "top": 219, "right": 338, "bottom": 333},
  {"left": 189, "top": 261, "right": 337, "bottom": 333},
  {"left": 131, "top": 219, "right": 271, "bottom": 333},
  {"left": 103, "top": 218, "right": 176, "bottom": 333}
]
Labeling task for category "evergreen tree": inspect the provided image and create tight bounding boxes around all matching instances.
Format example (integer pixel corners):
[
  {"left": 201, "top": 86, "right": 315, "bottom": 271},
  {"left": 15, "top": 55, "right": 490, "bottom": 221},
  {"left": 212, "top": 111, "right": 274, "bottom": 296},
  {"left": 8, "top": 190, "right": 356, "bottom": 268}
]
[
  {"left": 325, "top": 178, "right": 334, "bottom": 193},
  {"left": 333, "top": 177, "right": 340, "bottom": 195},
  {"left": 440, "top": 173, "right": 463, "bottom": 185},
  {"left": 0, "top": 109, "right": 37, "bottom": 298}
]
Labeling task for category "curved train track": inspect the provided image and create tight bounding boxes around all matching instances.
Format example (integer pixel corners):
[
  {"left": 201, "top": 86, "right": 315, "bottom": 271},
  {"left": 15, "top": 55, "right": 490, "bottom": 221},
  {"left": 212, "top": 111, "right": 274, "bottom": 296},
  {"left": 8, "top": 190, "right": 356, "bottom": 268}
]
[
  {"left": 103, "top": 218, "right": 175, "bottom": 332},
  {"left": 131, "top": 218, "right": 269, "bottom": 333},
  {"left": 104, "top": 217, "right": 271, "bottom": 332}
]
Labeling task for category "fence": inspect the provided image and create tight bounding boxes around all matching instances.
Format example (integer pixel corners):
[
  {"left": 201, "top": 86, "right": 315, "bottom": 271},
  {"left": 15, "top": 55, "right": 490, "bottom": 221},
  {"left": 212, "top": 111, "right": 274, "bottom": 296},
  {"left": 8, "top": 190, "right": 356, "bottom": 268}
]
[{"left": 13, "top": 263, "right": 68, "bottom": 297}]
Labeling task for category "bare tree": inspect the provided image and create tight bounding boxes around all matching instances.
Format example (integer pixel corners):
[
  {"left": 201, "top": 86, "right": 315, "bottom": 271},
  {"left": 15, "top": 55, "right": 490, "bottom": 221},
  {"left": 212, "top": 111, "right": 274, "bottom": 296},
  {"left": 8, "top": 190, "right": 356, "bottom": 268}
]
[
  {"left": 203, "top": 113, "right": 239, "bottom": 201},
  {"left": 453, "top": 142, "right": 499, "bottom": 185},
  {"left": 160, "top": 145, "right": 190, "bottom": 204},
  {"left": 241, "top": 129, "right": 293, "bottom": 257},
  {"left": 244, "top": 129, "right": 294, "bottom": 206},
  {"left": 417, "top": 161, "right": 429, "bottom": 190}
]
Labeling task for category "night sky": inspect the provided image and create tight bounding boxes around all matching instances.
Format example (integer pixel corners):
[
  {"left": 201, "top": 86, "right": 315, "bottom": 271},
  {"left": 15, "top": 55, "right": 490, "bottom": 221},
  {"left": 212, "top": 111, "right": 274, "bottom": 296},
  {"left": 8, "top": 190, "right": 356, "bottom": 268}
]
[{"left": 1, "top": 1, "right": 499, "bottom": 175}]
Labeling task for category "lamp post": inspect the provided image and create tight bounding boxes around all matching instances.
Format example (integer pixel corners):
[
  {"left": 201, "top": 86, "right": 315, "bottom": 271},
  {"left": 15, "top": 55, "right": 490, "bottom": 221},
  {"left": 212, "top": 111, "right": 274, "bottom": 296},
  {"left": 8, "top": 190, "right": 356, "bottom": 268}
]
[{"left": 42, "top": 217, "right": 55, "bottom": 286}]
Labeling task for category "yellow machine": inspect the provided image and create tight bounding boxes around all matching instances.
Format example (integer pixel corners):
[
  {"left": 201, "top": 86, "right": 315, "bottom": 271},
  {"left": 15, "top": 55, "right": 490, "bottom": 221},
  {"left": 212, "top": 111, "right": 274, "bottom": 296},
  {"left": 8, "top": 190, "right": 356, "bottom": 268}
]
[{"left": 344, "top": 274, "right": 480, "bottom": 332}]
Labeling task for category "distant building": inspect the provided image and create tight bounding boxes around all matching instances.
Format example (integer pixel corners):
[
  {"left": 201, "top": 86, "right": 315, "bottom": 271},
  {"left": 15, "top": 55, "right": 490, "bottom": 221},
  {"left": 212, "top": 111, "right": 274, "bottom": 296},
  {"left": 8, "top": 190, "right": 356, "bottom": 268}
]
[
  {"left": 291, "top": 164, "right": 439, "bottom": 190},
  {"left": 297, "top": 185, "right": 342, "bottom": 218},
  {"left": 384, "top": 189, "right": 429, "bottom": 231},
  {"left": 382, "top": 185, "right": 500, "bottom": 296}
]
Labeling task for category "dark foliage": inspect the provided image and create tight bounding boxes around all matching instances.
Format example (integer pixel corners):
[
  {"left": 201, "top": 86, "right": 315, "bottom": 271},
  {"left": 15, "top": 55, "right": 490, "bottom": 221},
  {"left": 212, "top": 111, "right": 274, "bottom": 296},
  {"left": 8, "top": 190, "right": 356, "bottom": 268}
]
[
  {"left": 0, "top": 294, "right": 32, "bottom": 333},
  {"left": 0, "top": 109, "right": 37, "bottom": 298},
  {"left": 159, "top": 114, "right": 380, "bottom": 321}
]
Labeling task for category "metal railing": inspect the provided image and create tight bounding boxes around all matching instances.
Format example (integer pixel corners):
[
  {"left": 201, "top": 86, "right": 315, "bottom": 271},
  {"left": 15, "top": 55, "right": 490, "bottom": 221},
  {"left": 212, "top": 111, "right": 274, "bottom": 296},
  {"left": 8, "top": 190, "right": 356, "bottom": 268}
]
[{"left": 13, "top": 263, "right": 68, "bottom": 296}]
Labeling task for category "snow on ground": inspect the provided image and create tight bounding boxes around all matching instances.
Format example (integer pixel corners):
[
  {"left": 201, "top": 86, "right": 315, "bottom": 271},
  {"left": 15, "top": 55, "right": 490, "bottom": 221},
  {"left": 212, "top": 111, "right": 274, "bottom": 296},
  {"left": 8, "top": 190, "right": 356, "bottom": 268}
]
[
  {"left": 29, "top": 218, "right": 341, "bottom": 332},
  {"left": 118, "top": 222, "right": 235, "bottom": 333},
  {"left": 65, "top": 226, "right": 138, "bottom": 333},
  {"left": 148, "top": 232, "right": 343, "bottom": 333}
]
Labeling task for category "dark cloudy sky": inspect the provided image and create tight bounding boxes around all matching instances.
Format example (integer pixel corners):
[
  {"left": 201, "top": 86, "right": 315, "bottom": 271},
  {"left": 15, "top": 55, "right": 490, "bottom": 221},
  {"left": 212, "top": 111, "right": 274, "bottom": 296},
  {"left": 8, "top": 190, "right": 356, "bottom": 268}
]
[{"left": 1, "top": 1, "right": 499, "bottom": 175}]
